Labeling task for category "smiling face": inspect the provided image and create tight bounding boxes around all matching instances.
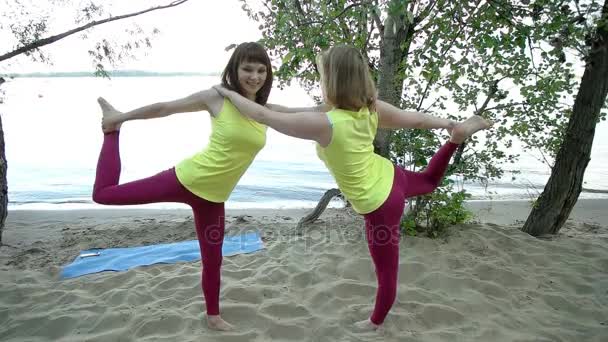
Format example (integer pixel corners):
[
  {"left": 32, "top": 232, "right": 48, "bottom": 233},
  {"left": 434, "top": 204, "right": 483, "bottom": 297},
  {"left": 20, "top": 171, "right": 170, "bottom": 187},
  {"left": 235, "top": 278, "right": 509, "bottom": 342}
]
[
  {"left": 221, "top": 42, "right": 273, "bottom": 105},
  {"left": 237, "top": 61, "right": 268, "bottom": 101}
]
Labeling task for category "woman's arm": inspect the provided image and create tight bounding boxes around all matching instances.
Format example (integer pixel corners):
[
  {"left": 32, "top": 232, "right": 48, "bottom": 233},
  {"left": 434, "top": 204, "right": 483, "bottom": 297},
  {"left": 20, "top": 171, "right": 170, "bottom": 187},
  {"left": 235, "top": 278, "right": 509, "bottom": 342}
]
[
  {"left": 214, "top": 86, "right": 331, "bottom": 145},
  {"left": 376, "top": 100, "right": 456, "bottom": 130},
  {"left": 266, "top": 103, "right": 331, "bottom": 113},
  {"left": 103, "top": 89, "right": 220, "bottom": 127}
]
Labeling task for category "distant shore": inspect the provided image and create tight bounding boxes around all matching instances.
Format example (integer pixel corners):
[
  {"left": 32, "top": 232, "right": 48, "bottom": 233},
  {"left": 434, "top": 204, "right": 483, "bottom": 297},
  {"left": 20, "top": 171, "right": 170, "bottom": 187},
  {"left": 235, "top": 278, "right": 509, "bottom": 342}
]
[{"left": 3, "top": 70, "right": 220, "bottom": 78}]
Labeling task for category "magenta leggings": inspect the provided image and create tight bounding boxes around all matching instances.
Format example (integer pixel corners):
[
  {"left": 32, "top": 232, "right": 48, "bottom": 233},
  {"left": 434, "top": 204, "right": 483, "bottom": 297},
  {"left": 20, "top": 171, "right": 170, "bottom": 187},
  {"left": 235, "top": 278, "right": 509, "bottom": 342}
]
[
  {"left": 92, "top": 132, "right": 224, "bottom": 316},
  {"left": 364, "top": 142, "right": 459, "bottom": 325}
]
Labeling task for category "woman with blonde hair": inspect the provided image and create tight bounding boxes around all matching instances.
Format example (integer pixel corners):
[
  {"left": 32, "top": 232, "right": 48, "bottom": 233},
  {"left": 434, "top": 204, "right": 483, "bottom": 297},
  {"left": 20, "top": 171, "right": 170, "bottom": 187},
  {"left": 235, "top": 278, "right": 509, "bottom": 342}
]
[{"left": 214, "top": 45, "right": 491, "bottom": 330}]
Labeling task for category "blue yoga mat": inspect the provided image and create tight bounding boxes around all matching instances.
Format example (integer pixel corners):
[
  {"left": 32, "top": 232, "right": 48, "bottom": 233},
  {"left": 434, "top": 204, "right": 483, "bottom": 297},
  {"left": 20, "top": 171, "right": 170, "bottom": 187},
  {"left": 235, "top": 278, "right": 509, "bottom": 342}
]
[{"left": 61, "top": 232, "right": 264, "bottom": 279}]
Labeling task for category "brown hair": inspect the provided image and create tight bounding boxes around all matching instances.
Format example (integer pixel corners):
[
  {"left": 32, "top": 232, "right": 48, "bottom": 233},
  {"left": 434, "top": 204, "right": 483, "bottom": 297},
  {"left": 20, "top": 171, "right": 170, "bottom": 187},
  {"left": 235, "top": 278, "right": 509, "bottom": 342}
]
[
  {"left": 221, "top": 42, "right": 273, "bottom": 105},
  {"left": 317, "top": 45, "right": 376, "bottom": 111}
]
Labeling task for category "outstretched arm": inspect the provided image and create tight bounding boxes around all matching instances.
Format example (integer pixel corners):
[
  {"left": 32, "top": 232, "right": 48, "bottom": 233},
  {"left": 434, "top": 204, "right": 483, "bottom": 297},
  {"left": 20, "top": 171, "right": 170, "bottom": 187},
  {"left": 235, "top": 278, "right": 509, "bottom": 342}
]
[
  {"left": 214, "top": 86, "right": 331, "bottom": 145},
  {"left": 102, "top": 89, "right": 220, "bottom": 127},
  {"left": 376, "top": 100, "right": 456, "bottom": 130},
  {"left": 267, "top": 102, "right": 332, "bottom": 113}
]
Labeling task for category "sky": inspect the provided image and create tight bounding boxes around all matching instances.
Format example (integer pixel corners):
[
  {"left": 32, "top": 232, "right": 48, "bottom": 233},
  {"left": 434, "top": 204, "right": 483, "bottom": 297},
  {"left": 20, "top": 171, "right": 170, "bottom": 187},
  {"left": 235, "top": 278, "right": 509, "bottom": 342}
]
[{"left": 2, "top": 0, "right": 263, "bottom": 73}]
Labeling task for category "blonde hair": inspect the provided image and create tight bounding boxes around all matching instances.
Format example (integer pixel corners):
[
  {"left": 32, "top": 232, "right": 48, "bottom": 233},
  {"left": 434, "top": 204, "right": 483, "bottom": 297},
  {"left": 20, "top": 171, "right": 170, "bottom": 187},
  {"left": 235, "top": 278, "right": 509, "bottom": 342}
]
[{"left": 317, "top": 45, "right": 376, "bottom": 112}]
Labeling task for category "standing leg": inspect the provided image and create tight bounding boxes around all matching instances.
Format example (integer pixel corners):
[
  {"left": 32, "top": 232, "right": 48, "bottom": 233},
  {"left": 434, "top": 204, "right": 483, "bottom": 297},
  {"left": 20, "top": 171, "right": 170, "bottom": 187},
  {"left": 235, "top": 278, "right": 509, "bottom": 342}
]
[
  {"left": 354, "top": 115, "right": 492, "bottom": 330},
  {"left": 93, "top": 98, "right": 234, "bottom": 331},
  {"left": 189, "top": 198, "right": 234, "bottom": 331},
  {"left": 93, "top": 135, "right": 234, "bottom": 331},
  {"left": 356, "top": 172, "right": 407, "bottom": 330}
]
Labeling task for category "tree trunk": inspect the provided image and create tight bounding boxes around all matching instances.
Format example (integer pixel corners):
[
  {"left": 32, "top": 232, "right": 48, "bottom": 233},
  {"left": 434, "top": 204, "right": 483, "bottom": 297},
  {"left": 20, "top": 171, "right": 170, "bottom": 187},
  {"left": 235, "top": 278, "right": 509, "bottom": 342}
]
[
  {"left": 374, "top": 12, "right": 412, "bottom": 158},
  {"left": 0, "top": 115, "right": 7, "bottom": 244},
  {"left": 297, "top": 188, "right": 341, "bottom": 230},
  {"left": 522, "top": 1, "right": 608, "bottom": 236}
]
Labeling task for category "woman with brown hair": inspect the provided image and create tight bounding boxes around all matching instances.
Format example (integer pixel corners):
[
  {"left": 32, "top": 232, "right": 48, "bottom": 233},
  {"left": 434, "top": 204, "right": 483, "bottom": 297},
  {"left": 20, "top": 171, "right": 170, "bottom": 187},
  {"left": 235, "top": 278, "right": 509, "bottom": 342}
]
[
  {"left": 92, "top": 42, "right": 326, "bottom": 331},
  {"left": 214, "top": 45, "right": 492, "bottom": 331}
]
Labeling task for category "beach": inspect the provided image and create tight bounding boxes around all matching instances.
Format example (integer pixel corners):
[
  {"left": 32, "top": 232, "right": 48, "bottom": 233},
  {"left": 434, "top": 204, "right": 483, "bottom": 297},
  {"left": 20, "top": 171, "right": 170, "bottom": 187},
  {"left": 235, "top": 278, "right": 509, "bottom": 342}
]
[
  {"left": 1, "top": 199, "right": 606, "bottom": 341},
  {"left": 4, "top": 1, "right": 608, "bottom": 340}
]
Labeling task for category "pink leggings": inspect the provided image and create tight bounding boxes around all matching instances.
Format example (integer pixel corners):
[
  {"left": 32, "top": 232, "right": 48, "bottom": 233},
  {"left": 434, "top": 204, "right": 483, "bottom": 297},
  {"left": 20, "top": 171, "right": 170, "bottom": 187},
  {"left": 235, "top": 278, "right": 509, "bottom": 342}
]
[
  {"left": 363, "top": 142, "right": 459, "bottom": 325},
  {"left": 92, "top": 132, "right": 224, "bottom": 316}
]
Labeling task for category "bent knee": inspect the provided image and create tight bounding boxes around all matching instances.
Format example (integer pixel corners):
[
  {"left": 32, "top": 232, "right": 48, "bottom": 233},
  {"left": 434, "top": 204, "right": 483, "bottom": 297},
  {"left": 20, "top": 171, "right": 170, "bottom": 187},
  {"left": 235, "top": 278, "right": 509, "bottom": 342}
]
[{"left": 92, "top": 191, "right": 112, "bottom": 205}]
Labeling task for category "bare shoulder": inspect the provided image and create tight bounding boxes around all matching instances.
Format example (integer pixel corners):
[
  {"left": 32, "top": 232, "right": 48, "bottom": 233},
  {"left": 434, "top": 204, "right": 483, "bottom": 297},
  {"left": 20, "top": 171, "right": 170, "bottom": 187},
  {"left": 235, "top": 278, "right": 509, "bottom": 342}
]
[
  {"left": 200, "top": 88, "right": 225, "bottom": 116},
  {"left": 375, "top": 100, "right": 407, "bottom": 125},
  {"left": 375, "top": 100, "right": 398, "bottom": 115}
]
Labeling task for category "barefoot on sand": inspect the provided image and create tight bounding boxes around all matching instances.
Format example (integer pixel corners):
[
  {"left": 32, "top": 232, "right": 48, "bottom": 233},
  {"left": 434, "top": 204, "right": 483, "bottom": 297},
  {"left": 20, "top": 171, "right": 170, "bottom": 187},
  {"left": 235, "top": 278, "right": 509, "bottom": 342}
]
[
  {"left": 353, "top": 319, "right": 383, "bottom": 333},
  {"left": 207, "top": 315, "right": 234, "bottom": 331}
]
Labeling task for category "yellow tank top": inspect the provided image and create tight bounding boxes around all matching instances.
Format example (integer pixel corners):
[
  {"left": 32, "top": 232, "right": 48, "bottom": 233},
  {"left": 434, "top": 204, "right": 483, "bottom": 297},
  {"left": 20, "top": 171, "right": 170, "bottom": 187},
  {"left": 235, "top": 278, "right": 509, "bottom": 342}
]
[
  {"left": 175, "top": 99, "right": 267, "bottom": 202},
  {"left": 316, "top": 107, "right": 394, "bottom": 214}
]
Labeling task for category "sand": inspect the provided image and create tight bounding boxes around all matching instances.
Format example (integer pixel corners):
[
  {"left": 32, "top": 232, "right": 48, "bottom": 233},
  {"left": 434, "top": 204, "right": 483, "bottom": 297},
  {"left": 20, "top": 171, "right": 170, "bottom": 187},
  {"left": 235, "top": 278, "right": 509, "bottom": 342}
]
[{"left": 0, "top": 199, "right": 607, "bottom": 341}]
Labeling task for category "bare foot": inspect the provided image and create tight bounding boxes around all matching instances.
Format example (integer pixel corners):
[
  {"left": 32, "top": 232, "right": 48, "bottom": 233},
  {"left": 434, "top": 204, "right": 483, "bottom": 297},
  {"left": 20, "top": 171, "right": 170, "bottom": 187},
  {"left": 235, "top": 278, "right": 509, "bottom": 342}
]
[
  {"left": 449, "top": 115, "right": 492, "bottom": 144},
  {"left": 353, "top": 319, "right": 383, "bottom": 332},
  {"left": 207, "top": 315, "right": 234, "bottom": 331},
  {"left": 97, "top": 97, "right": 123, "bottom": 133}
]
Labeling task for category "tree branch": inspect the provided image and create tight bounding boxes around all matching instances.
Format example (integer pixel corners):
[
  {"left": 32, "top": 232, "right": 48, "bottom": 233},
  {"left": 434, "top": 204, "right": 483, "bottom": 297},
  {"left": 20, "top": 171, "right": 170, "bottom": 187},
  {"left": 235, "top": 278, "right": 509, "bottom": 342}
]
[
  {"left": 416, "top": 0, "right": 485, "bottom": 110},
  {"left": 414, "top": 0, "right": 438, "bottom": 26},
  {"left": 335, "top": 1, "right": 354, "bottom": 41},
  {"left": 294, "top": 0, "right": 307, "bottom": 17},
  {"left": 364, "top": 17, "right": 376, "bottom": 52},
  {"left": 361, "top": 14, "right": 377, "bottom": 66},
  {"left": 452, "top": 79, "right": 499, "bottom": 167},
  {"left": 479, "top": 101, "right": 526, "bottom": 112},
  {"left": 299, "top": 1, "right": 371, "bottom": 26},
  {"left": 0, "top": 0, "right": 190, "bottom": 63},
  {"left": 487, "top": 0, "right": 516, "bottom": 27},
  {"left": 421, "top": 96, "right": 443, "bottom": 113},
  {"left": 371, "top": 1, "right": 384, "bottom": 35},
  {"left": 475, "top": 83, "right": 497, "bottom": 115}
]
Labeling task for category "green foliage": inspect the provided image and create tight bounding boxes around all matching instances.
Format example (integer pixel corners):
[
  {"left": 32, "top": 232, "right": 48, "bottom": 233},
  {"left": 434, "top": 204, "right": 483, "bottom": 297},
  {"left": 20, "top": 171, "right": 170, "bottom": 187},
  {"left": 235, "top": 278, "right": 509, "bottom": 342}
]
[
  {"left": 400, "top": 215, "right": 417, "bottom": 237},
  {"left": 239, "top": 0, "right": 606, "bottom": 237},
  {"left": 529, "top": 197, "right": 539, "bottom": 209},
  {"left": 402, "top": 186, "right": 473, "bottom": 238},
  {"left": 238, "top": 0, "right": 380, "bottom": 92}
]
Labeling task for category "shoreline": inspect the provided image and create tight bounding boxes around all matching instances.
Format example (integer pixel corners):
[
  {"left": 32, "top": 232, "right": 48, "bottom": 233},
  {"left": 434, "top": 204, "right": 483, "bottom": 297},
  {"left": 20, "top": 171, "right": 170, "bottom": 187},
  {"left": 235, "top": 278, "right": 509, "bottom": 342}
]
[
  {"left": 8, "top": 191, "right": 608, "bottom": 212},
  {"left": 6, "top": 197, "right": 607, "bottom": 224},
  {"left": 3, "top": 198, "right": 606, "bottom": 269}
]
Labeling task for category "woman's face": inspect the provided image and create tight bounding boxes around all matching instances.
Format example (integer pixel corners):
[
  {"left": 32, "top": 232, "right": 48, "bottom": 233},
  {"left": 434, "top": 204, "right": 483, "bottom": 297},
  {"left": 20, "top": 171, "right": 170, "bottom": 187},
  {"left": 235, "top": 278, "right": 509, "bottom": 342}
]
[{"left": 237, "top": 61, "right": 268, "bottom": 100}]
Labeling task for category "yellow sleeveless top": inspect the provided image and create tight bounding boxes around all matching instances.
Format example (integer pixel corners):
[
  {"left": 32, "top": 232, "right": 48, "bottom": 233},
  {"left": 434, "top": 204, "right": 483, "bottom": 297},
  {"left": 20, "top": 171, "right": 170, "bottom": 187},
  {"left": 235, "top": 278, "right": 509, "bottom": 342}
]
[
  {"left": 175, "top": 99, "right": 267, "bottom": 202},
  {"left": 316, "top": 107, "right": 394, "bottom": 214}
]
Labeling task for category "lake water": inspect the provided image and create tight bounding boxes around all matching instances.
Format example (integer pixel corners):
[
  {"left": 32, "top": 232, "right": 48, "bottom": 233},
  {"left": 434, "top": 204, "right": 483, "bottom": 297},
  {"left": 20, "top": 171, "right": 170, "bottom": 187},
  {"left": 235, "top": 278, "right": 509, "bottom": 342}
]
[{"left": 2, "top": 76, "right": 607, "bottom": 210}]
